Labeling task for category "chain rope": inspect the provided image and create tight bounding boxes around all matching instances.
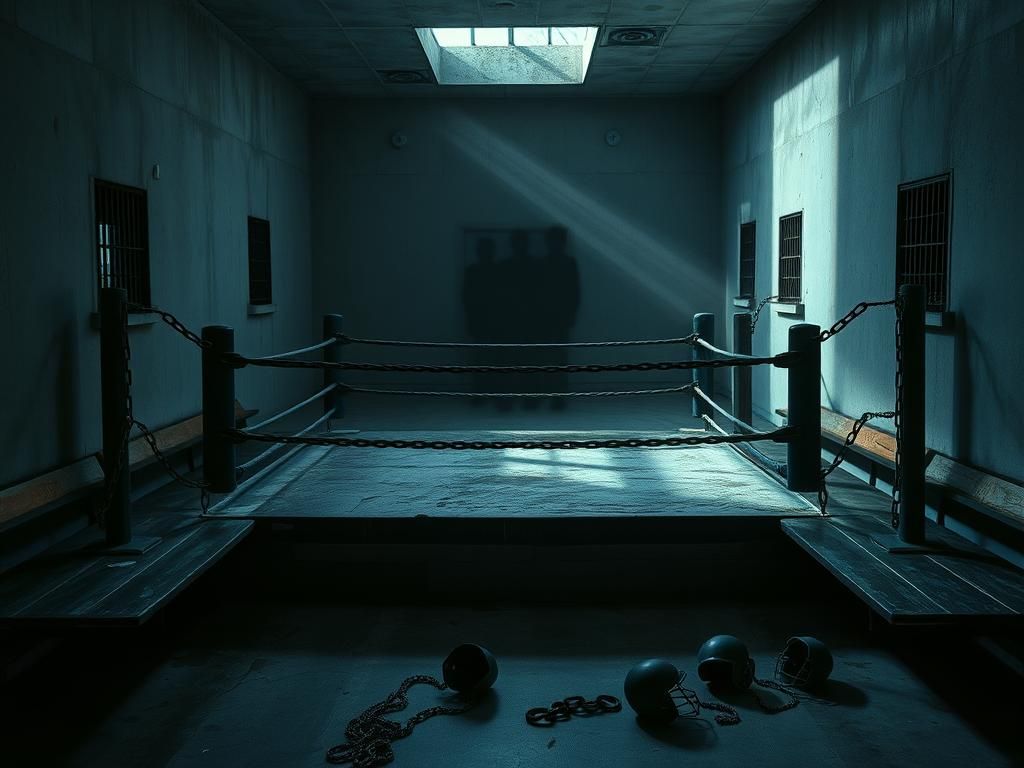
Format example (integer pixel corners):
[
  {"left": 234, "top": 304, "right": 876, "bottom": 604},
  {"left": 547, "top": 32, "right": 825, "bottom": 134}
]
[
  {"left": 325, "top": 675, "right": 476, "bottom": 767},
  {"left": 748, "top": 295, "right": 778, "bottom": 333},
  {"left": 227, "top": 427, "right": 795, "bottom": 452},
  {"left": 231, "top": 353, "right": 795, "bottom": 375},
  {"left": 892, "top": 297, "right": 905, "bottom": 529},
  {"left": 816, "top": 411, "right": 895, "bottom": 513},
  {"left": 816, "top": 299, "right": 896, "bottom": 343}
]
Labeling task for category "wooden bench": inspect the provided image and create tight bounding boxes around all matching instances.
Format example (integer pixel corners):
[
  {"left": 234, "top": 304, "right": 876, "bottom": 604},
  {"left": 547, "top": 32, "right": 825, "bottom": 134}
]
[
  {"left": 0, "top": 402, "right": 258, "bottom": 626},
  {"left": 0, "top": 400, "right": 257, "bottom": 532},
  {"left": 778, "top": 406, "right": 1024, "bottom": 625}
]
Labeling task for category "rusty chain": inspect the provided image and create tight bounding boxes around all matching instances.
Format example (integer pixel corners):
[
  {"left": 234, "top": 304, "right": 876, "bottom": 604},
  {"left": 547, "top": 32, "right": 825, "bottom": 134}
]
[
  {"left": 228, "top": 427, "right": 795, "bottom": 452},
  {"left": 231, "top": 353, "right": 796, "bottom": 375},
  {"left": 326, "top": 675, "right": 476, "bottom": 767}
]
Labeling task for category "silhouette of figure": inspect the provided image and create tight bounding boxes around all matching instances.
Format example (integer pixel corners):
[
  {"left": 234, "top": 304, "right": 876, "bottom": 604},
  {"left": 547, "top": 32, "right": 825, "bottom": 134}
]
[
  {"left": 462, "top": 237, "right": 499, "bottom": 398},
  {"left": 541, "top": 226, "right": 579, "bottom": 407}
]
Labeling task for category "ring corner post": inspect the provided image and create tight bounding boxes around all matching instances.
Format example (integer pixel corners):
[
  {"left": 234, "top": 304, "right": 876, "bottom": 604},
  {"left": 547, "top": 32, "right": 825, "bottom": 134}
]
[
  {"left": 786, "top": 323, "right": 821, "bottom": 492},
  {"left": 202, "top": 325, "right": 236, "bottom": 494},
  {"left": 692, "top": 313, "right": 714, "bottom": 418},
  {"left": 898, "top": 283, "right": 926, "bottom": 544},
  {"left": 99, "top": 287, "right": 131, "bottom": 548},
  {"left": 732, "top": 312, "right": 753, "bottom": 429},
  {"left": 323, "top": 314, "right": 343, "bottom": 422}
]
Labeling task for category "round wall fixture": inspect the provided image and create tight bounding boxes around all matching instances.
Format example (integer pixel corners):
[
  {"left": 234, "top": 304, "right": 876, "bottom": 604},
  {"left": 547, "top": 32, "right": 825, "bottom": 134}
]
[
  {"left": 391, "top": 133, "right": 408, "bottom": 149},
  {"left": 605, "top": 130, "right": 621, "bottom": 147}
]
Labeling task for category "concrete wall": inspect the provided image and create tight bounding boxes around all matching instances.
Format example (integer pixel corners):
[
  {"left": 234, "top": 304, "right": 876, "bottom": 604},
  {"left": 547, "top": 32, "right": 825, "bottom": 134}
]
[
  {"left": 311, "top": 97, "right": 722, "bottom": 386},
  {"left": 722, "top": 0, "right": 1024, "bottom": 483},
  {"left": 0, "top": 0, "right": 314, "bottom": 488}
]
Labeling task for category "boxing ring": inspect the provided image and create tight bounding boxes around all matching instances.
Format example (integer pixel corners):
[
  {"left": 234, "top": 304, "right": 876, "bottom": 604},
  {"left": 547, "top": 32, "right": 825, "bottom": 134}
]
[{"left": 95, "top": 286, "right": 928, "bottom": 538}]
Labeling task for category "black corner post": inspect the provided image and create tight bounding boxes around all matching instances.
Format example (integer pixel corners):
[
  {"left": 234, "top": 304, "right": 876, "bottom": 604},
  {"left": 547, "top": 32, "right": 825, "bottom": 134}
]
[
  {"left": 897, "top": 283, "right": 926, "bottom": 544},
  {"left": 732, "top": 312, "right": 753, "bottom": 429},
  {"left": 202, "top": 325, "right": 237, "bottom": 494},
  {"left": 692, "top": 313, "right": 714, "bottom": 418},
  {"left": 99, "top": 287, "right": 131, "bottom": 547},
  {"left": 787, "top": 323, "right": 821, "bottom": 492},
  {"left": 323, "top": 314, "right": 344, "bottom": 422}
]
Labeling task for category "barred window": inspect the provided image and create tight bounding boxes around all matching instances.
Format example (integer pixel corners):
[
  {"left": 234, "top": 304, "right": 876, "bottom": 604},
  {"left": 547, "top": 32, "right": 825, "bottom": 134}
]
[
  {"left": 95, "top": 180, "right": 151, "bottom": 307},
  {"left": 897, "top": 174, "right": 950, "bottom": 312},
  {"left": 739, "top": 221, "right": 755, "bottom": 298},
  {"left": 778, "top": 212, "right": 802, "bottom": 303},
  {"left": 247, "top": 217, "right": 272, "bottom": 306}
]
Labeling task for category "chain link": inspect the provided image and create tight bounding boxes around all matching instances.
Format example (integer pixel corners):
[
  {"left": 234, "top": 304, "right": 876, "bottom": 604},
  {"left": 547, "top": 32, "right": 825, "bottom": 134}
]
[
  {"left": 892, "top": 297, "right": 905, "bottom": 529},
  {"left": 341, "top": 383, "right": 698, "bottom": 399},
  {"left": 129, "top": 302, "right": 211, "bottom": 349},
  {"left": 525, "top": 695, "right": 621, "bottom": 726},
  {"left": 228, "top": 427, "right": 795, "bottom": 452},
  {"left": 816, "top": 299, "right": 896, "bottom": 343},
  {"left": 817, "top": 411, "right": 895, "bottom": 513},
  {"left": 326, "top": 675, "right": 476, "bottom": 767},
  {"left": 748, "top": 295, "right": 778, "bottom": 333},
  {"left": 234, "top": 352, "right": 795, "bottom": 375},
  {"left": 338, "top": 334, "right": 700, "bottom": 349}
]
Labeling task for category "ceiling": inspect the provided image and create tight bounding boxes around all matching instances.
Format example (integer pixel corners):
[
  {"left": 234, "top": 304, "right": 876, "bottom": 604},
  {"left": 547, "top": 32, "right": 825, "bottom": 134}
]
[{"left": 198, "top": 0, "right": 822, "bottom": 97}]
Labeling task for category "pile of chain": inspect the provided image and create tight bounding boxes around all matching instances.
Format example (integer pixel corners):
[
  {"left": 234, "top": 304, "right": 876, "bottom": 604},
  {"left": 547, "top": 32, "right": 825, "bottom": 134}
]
[
  {"left": 227, "top": 427, "right": 796, "bottom": 452},
  {"left": 525, "top": 695, "right": 621, "bottom": 726},
  {"left": 325, "top": 675, "right": 476, "bottom": 767}
]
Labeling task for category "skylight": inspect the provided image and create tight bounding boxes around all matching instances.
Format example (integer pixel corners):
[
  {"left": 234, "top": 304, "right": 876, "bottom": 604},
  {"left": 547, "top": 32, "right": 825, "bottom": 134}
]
[{"left": 416, "top": 26, "right": 599, "bottom": 86}]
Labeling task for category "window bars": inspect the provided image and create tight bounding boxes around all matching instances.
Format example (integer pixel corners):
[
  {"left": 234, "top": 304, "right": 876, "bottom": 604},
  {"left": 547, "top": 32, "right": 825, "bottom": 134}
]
[
  {"left": 95, "top": 180, "right": 151, "bottom": 307},
  {"left": 247, "top": 217, "right": 273, "bottom": 306},
  {"left": 778, "top": 212, "right": 802, "bottom": 303},
  {"left": 739, "top": 221, "right": 756, "bottom": 298},
  {"left": 897, "top": 174, "right": 950, "bottom": 313}
]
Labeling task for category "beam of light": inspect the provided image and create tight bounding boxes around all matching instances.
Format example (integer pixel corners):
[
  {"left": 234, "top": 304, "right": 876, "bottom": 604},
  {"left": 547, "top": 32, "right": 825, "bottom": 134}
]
[
  {"left": 444, "top": 112, "right": 720, "bottom": 315},
  {"left": 495, "top": 447, "right": 626, "bottom": 490}
]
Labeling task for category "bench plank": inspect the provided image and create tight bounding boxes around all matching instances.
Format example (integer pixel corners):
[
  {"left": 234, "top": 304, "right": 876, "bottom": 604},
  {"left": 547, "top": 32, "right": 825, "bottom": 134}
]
[
  {"left": 777, "top": 406, "right": 895, "bottom": 467},
  {"left": 926, "top": 453, "right": 1024, "bottom": 533},
  {"left": 0, "top": 457, "right": 104, "bottom": 527},
  {"left": 783, "top": 513, "right": 1024, "bottom": 625},
  {"left": 0, "top": 514, "right": 252, "bottom": 626}
]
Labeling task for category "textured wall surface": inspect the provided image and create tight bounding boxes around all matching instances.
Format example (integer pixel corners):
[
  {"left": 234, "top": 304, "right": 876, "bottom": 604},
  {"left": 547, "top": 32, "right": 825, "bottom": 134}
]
[
  {"left": 0, "top": 0, "right": 314, "bottom": 487},
  {"left": 311, "top": 97, "right": 722, "bottom": 386},
  {"left": 721, "top": 0, "right": 1024, "bottom": 482}
]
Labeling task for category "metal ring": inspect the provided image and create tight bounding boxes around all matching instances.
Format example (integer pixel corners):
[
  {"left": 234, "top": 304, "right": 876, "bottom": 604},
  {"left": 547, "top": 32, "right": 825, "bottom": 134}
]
[
  {"left": 563, "top": 696, "right": 585, "bottom": 712},
  {"left": 596, "top": 694, "right": 622, "bottom": 712},
  {"left": 526, "top": 708, "right": 555, "bottom": 727}
]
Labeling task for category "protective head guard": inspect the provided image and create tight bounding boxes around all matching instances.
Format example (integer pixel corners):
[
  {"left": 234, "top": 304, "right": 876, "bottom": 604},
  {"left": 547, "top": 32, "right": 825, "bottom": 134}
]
[
  {"left": 442, "top": 644, "right": 498, "bottom": 696},
  {"left": 774, "top": 636, "right": 833, "bottom": 690},
  {"left": 623, "top": 659, "right": 701, "bottom": 725},
  {"left": 696, "top": 635, "right": 755, "bottom": 691}
]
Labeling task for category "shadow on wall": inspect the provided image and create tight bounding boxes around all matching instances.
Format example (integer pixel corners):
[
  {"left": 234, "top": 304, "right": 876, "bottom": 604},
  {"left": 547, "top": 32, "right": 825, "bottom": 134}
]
[{"left": 462, "top": 226, "right": 580, "bottom": 407}]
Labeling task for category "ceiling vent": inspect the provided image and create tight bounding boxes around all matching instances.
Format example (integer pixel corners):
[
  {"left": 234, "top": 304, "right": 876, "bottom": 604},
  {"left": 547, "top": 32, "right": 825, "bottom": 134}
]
[
  {"left": 604, "top": 27, "right": 666, "bottom": 46},
  {"left": 379, "top": 69, "right": 434, "bottom": 84}
]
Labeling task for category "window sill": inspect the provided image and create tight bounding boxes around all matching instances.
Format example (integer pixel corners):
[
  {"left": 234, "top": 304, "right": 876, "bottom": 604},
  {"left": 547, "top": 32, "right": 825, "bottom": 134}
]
[
  {"left": 248, "top": 303, "right": 277, "bottom": 317},
  {"left": 732, "top": 297, "right": 752, "bottom": 308},
  {"left": 926, "top": 311, "right": 954, "bottom": 332},
  {"left": 90, "top": 311, "right": 158, "bottom": 330},
  {"left": 773, "top": 301, "right": 804, "bottom": 318}
]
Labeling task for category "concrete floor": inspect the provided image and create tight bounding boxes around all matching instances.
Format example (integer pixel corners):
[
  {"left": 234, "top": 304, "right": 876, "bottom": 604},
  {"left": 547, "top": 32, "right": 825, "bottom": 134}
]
[{"left": 4, "top": 595, "right": 1021, "bottom": 768}]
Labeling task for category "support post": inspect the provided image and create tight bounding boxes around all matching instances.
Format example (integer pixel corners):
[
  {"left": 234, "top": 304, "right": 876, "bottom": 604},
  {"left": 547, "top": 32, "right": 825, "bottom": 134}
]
[
  {"left": 897, "top": 283, "right": 926, "bottom": 544},
  {"left": 99, "top": 287, "right": 131, "bottom": 547},
  {"left": 202, "top": 325, "right": 236, "bottom": 493},
  {"left": 787, "top": 323, "right": 821, "bottom": 492},
  {"left": 323, "top": 313, "right": 343, "bottom": 421},
  {"left": 732, "top": 312, "right": 753, "bottom": 429},
  {"left": 692, "top": 313, "right": 714, "bottom": 417}
]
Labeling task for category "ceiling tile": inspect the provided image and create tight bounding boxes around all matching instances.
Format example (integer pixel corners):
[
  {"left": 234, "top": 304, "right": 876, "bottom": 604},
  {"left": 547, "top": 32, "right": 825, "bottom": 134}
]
[
  {"left": 664, "top": 24, "right": 742, "bottom": 46},
  {"left": 343, "top": 28, "right": 431, "bottom": 69},
  {"left": 589, "top": 44, "right": 660, "bottom": 66},
  {"left": 480, "top": 0, "right": 541, "bottom": 25},
  {"left": 679, "top": 0, "right": 764, "bottom": 25},
  {"left": 275, "top": 28, "right": 365, "bottom": 67},
  {"left": 586, "top": 64, "right": 649, "bottom": 83},
  {"left": 401, "top": 1, "right": 482, "bottom": 27},
  {"left": 607, "top": 0, "right": 688, "bottom": 25},
  {"left": 653, "top": 43, "right": 723, "bottom": 65},
  {"left": 321, "top": 0, "right": 410, "bottom": 26},
  {"left": 728, "top": 23, "right": 790, "bottom": 45},
  {"left": 537, "top": 0, "right": 611, "bottom": 25},
  {"left": 201, "top": 0, "right": 336, "bottom": 29},
  {"left": 644, "top": 64, "right": 705, "bottom": 82},
  {"left": 752, "top": 0, "right": 819, "bottom": 25}
]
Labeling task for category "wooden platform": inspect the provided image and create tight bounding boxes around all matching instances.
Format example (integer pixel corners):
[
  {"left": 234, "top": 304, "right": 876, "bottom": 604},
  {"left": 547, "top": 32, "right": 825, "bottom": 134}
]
[
  {"left": 0, "top": 513, "right": 252, "bottom": 626},
  {"left": 782, "top": 478, "right": 1024, "bottom": 625}
]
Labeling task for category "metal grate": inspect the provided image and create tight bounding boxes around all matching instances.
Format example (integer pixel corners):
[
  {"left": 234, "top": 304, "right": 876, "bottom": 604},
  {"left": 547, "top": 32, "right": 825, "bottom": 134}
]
[
  {"left": 739, "top": 221, "right": 756, "bottom": 298},
  {"left": 778, "top": 212, "right": 802, "bottom": 302},
  {"left": 95, "top": 179, "right": 151, "bottom": 307},
  {"left": 248, "top": 217, "right": 273, "bottom": 306},
  {"left": 897, "top": 174, "right": 950, "bottom": 312}
]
